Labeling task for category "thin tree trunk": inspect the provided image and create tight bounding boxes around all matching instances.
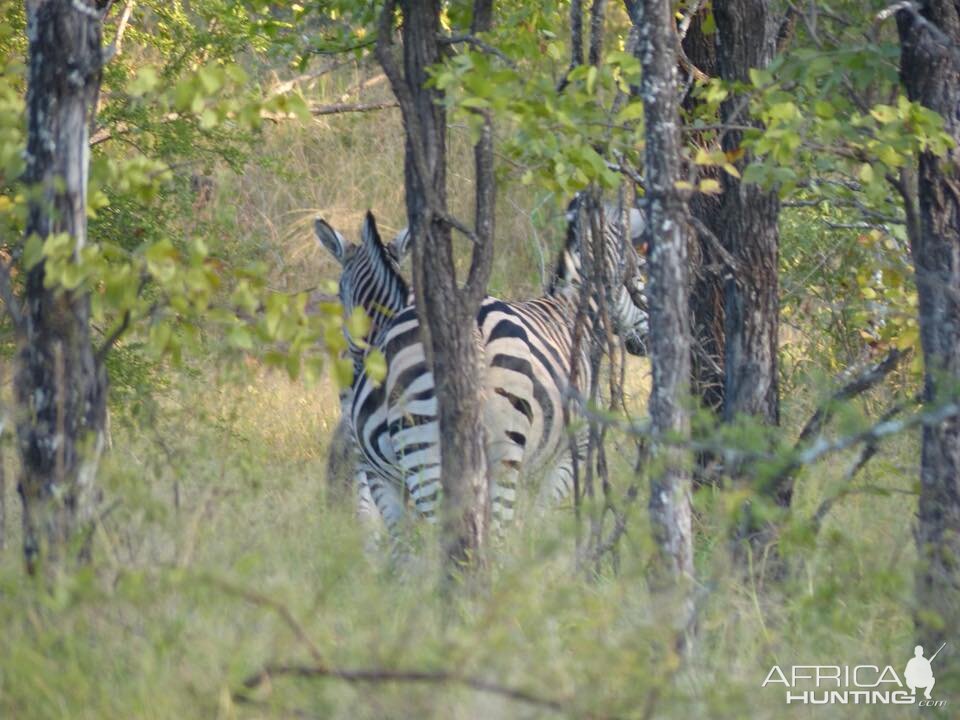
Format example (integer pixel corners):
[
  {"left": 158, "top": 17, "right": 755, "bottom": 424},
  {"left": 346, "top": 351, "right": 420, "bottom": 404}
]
[
  {"left": 627, "top": 0, "right": 695, "bottom": 639},
  {"left": 15, "top": 0, "right": 108, "bottom": 574},
  {"left": 377, "top": 0, "right": 494, "bottom": 574},
  {"left": 896, "top": 0, "right": 960, "bottom": 673}
]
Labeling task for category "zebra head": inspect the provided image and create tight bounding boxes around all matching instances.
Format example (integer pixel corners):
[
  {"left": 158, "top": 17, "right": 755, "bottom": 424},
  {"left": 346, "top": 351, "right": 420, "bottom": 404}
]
[
  {"left": 314, "top": 212, "right": 410, "bottom": 358},
  {"left": 551, "top": 195, "right": 649, "bottom": 356}
]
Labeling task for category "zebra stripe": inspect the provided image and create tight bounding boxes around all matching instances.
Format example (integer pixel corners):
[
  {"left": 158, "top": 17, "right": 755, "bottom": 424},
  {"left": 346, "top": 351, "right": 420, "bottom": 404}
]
[{"left": 317, "top": 198, "right": 648, "bottom": 546}]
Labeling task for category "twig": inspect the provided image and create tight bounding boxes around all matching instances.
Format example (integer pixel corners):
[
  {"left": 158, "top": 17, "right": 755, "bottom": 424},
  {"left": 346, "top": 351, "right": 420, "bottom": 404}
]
[
  {"left": 240, "top": 664, "right": 571, "bottom": 715},
  {"left": 268, "top": 60, "right": 351, "bottom": 99},
  {"left": 689, "top": 216, "right": 741, "bottom": 273},
  {"left": 794, "top": 399, "right": 959, "bottom": 466},
  {"left": 95, "top": 275, "right": 149, "bottom": 363},
  {"left": 309, "top": 37, "right": 378, "bottom": 57},
  {"left": 568, "top": 385, "right": 959, "bottom": 473},
  {"left": 95, "top": 309, "right": 131, "bottom": 365},
  {"left": 113, "top": 1, "right": 134, "bottom": 53},
  {"left": 439, "top": 33, "right": 517, "bottom": 69},
  {"left": 311, "top": 100, "right": 399, "bottom": 116},
  {"left": 200, "top": 574, "right": 325, "bottom": 664},
  {"left": 775, "top": 348, "right": 905, "bottom": 505},
  {"left": 810, "top": 396, "right": 918, "bottom": 533},
  {"left": 100, "top": 0, "right": 135, "bottom": 63},
  {"left": 590, "top": 484, "right": 638, "bottom": 562},
  {"left": 0, "top": 254, "right": 22, "bottom": 331},
  {"left": 796, "top": 348, "right": 904, "bottom": 446}
]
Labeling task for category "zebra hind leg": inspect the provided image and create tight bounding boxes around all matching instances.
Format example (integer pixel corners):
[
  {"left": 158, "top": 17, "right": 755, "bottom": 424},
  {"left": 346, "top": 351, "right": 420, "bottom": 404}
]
[
  {"left": 361, "top": 469, "right": 414, "bottom": 566},
  {"left": 537, "top": 430, "right": 588, "bottom": 511}
]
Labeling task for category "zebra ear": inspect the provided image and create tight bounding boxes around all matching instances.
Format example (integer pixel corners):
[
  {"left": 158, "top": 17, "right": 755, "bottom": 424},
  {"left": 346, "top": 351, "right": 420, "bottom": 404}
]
[
  {"left": 314, "top": 218, "right": 347, "bottom": 265},
  {"left": 389, "top": 227, "right": 411, "bottom": 262},
  {"left": 361, "top": 211, "right": 384, "bottom": 254}
]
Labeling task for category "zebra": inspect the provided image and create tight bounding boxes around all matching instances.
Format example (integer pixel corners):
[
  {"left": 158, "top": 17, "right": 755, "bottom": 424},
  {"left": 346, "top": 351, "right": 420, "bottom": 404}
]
[
  {"left": 315, "top": 197, "right": 648, "bottom": 545},
  {"left": 316, "top": 219, "right": 411, "bottom": 525}
]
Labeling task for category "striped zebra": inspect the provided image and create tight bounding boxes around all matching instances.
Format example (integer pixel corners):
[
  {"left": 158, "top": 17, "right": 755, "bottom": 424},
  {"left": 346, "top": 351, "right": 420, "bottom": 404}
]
[
  {"left": 316, "top": 197, "right": 648, "bottom": 544},
  {"left": 316, "top": 220, "right": 411, "bottom": 524}
]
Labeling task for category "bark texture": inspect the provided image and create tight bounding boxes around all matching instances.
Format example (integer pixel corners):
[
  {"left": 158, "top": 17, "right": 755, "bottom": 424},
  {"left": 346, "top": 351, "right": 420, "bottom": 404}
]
[
  {"left": 627, "top": 0, "right": 695, "bottom": 623},
  {"left": 896, "top": 0, "right": 960, "bottom": 668},
  {"left": 16, "top": 0, "right": 108, "bottom": 573},
  {"left": 682, "top": 7, "right": 725, "bottom": 418},
  {"left": 377, "top": 0, "right": 494, "bottom": 572},
  {"left": 714, "top": 0, "right": 781, "bottom": 439}
]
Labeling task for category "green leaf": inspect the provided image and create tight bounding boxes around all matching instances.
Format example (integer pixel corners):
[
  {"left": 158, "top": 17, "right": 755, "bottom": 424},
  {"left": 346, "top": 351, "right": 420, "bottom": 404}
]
[
  {"left": 346, "top": 306, "right": 371, "bottom": 342},
  {"left": 228, "top": 325, "right": 253, "bottom": 350},
  {"left": 615, "top": 101, "right": 644, "bottom": 123},
  {"left": 363, "top": 349, "right": 387, "bottom": 386},
  {"left": 22, "top": 233, "right": 43, "bottom": 270},
  {"left": 586, "top": 66, "right": 597, "bottom": 95},
  {"left": 197, "top": 65, "right": 223, "bottom": 95},
  {"left": 128, "top": 66, "right": 159, "bottom": 97},
  {"left": 332, "top": 356, "right": 354, "bottom": 388},
  {"left": 814, "top": 100, "right": 835, "bottom": 119}
]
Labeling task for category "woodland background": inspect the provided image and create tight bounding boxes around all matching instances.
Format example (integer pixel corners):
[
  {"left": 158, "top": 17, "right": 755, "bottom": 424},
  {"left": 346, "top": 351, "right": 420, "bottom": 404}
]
[{"left": 0, "top": 1, "right": 956, "bottom": 718}]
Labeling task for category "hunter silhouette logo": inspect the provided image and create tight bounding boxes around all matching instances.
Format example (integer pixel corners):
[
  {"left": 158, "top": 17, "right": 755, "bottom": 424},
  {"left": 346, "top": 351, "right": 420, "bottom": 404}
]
[
  {"left": 762, "top": 642, "right": 949, "bottom": 706},
  {"left": 905, "top": 643, "right": 945, "bottom": 701}
]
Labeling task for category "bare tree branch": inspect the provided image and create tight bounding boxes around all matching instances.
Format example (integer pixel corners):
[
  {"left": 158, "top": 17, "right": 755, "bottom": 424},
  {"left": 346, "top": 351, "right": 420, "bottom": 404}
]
[
  {"left": 797, "top": 348, "right": 905, "bottom": 446},
  {"left": 689, "top": 216, "right": 741, "bottom": 273},
  {"left": 439, "top": 33, "right": 517, "bottom": 69},
  {"left": 200, "top": 574, "right": 324, "bottom": 664},
  {"left": 810, "top": 395, "right": 919, "bottom": 533},
  {"left": 240, "top": 664, "right": 569, "bottom": 715},
  {"left": 0, "top": 254, "right": 23, "bottom": 331},
  {"left": 311, "top": 100, "right": 399, "bottom": 116},
  {"left": 588, "top": 0, "right": 607, "bottom": 66},
  {"left": 775, "top": 348, "right": 905, "bottom": 506},
  {"left": 568, "top": 386, "right": 958, "bottom": 472},
  {"left": 557, "top": 0, "right": 584, "bottom": 91}
]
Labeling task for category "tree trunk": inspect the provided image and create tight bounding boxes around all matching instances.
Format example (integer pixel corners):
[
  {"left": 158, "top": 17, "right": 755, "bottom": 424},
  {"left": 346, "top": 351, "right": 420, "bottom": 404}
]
[
  {"left": 682, "top": 6, "right": 726, "bottom": 486},
  {"left": 683, "top": 8, "right": 724, "bottom": 417},
  {"left": 627, "top": 0, "right": 695, "bottom": 638},
  {"left": 377, "top": 0, "right": 494, "bottom": 573},
  {"left": 714, "top": 0, "right": 781, "bottom": 433},
  {"left": 16, "top": 0, "right": 108, "bottom": 574},
  {"left": 896, "top": 0, "right": 960, "bottom": 675}
]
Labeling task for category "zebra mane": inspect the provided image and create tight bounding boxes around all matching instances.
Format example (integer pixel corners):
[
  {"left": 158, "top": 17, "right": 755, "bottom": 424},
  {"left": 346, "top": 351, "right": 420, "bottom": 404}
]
[
  {"left": 547, "top": 211, "right": 582, "bottom": 297},
  {"left": 360, "top": 211, "right": 409, "bottom": 299}
]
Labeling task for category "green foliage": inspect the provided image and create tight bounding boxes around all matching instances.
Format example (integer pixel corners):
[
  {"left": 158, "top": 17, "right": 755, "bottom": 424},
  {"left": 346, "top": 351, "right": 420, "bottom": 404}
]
[
  {"left": 0, "top": 368, "right": 923, "bottom": 719},
  {"left": 0, "top": 0, "right": 348, "bottom": 420},
  {"left": 0, "top": 2, "right": 946, "bottom": 717}
]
